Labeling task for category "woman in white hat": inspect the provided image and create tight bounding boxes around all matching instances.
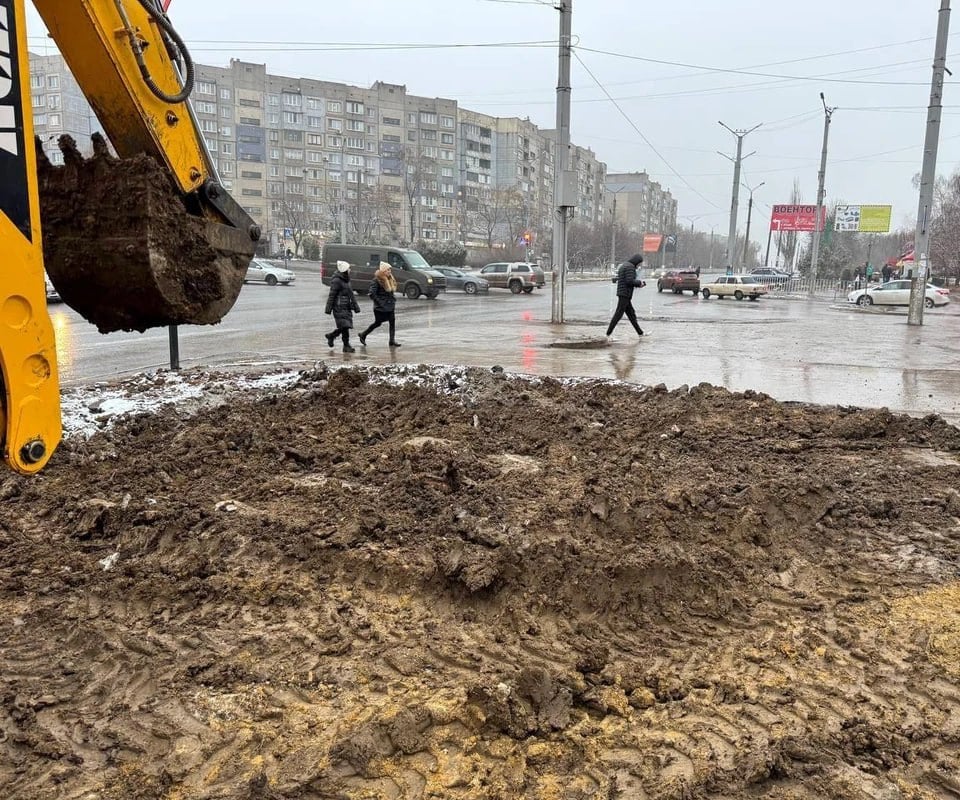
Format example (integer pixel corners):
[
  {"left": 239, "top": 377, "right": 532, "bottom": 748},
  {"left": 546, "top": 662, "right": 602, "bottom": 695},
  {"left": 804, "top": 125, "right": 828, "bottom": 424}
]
[{"left": 324, "top": 260, "right": 361, "bottom": 352}]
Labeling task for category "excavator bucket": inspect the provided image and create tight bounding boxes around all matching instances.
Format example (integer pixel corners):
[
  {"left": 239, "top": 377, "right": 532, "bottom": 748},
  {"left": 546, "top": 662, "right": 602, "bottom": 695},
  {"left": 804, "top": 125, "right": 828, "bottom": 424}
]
[{"left": 37, "top": 135, "right": 254, "bottom": 334}]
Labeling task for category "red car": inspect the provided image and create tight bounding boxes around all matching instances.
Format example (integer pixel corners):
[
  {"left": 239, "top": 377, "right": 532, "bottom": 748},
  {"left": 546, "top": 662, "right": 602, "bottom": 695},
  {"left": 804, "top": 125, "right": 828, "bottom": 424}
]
[{"left": 657, "top": 270, "right": 700, "bottom": 295}]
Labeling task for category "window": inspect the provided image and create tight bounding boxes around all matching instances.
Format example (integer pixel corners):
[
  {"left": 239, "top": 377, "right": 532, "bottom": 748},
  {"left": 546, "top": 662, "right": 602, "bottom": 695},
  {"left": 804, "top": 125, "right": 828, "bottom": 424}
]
[
  {"left": 200, "top": 119, "right": 217, "bottom": 132},
  {"left": 204, "top": 137, "right": 217, "bottom": 151},
  {"left": 284, "top": 149, "right": 304, "bottom": 160},
  {"left": 220, "top": 125, "right": 232, "bottom": 137},
  {"left": 47, "top": 75, "right": 60, "bottom": 90},
  {"left": 32, "top": 94, "right": 45, "bottom": 109},
  {"left": 308, "top": 116, "right": 322, "bottom": 128},
  {"left": 441, "top": 167, "right": 454, "bottom": 178},
  {"left": 219, "top": 142, "right": 233, "bottom": 155},
  {"left": 30, "top": 74, "right": 44, "bottom": 89},
  {"left": 441, "top": 133, "right": 454, "bottom": 145},
  {"left": 268, "top": 94, "right": 280, "bottom": 107},
  {"left": 48, "top": 113, "right": 61, "bottom": 128},
  {"left": 407, "top": 131, "right": 417, "bottom": 142},
  {"left": 346, "top": 101, "right": 364, "bottom": 114},
  {"left": 419, "top": 111, "right": 437, "bottom": 125},
  {"left": 269, "top": 165, "right": 280, "bottom": 177},
  {"left": 268, "top": 130, "right": 280, "bottom": 143},
  {"left": 195, "top": 101, "right": 216, "bottom": 114},
  {"left": 346, "top": 154, "right": 364, "bottom": 167},
  {"left": 197, "top": 81, "right": 216, "bottom": 95},
  {"left": 239, "top": 97, "right": 260, "bottom": 108},
  {"left": 268, "top": 113, "right": 280, "bottom": 125},
  {"left": 347, "top": 120, "right": 364, "bottom": 132},
  {"left": 306, "top": 97, "right": 323, "bottom": 111},
  {"left": 326, "top": 152, "right": 342, "bottom": 166},
  {"left": 221, "top": 106, "right": 232, "bottom": 119},
  {"left": 407, "top": 112, "right": 417, "bottom": 125},
  {"left": 420, "top": 129, "right": 436, "bottom": 141},
  {"left": 47, "top": 95, "right": 61, "bottom": 110},
  {"left": 49, "top": 150, "right": 64, "bottom": 166},
  {"left": 239, "top": 116, "right": 261, "bottom": 126},
  {"left": 242, "top": 187, "right": 262, "bottom": 197},
  {"left": 307, "top": 151, "right": 325, "bottom": 163},
  {"left": 241, "top": 170, "right": 262, "bottom": 179},
  {"left": 220, "top": 161, "right": 234, "bottom": 175},
  {"left": 422, "top": 146, "right": 438, "bottom": 158},
  {"left": 307, "top": 133, "right": 323, "bottom": 145},
  {"left": 345, "top": 137, "right": 363, "bottom": 150},
  {"left": 269, "top": 148, "right": 280, "bottom": 160},
  {"left": 441, "top": 115, "right": 455, "bottom": 129},
  {"left": 34, "top": 113, "right": 47, "bottom": 127},
  {"left": 283, "top": 129, "right": 303, "bottom": 143},
  {"left": 327, "top": 118, "right": 342, "bottom": 131},
  {"left": 327, "top": 101, "right": 342, "bottom": 113},
  {"left": 327, "top": 135, "right": 342, "bottom": 148},
  {"left": 383, "top": 116, "right": 400, "bottom": 126},
  {"left": 283, "top": 111, "right": 302, "bottom": 125}
]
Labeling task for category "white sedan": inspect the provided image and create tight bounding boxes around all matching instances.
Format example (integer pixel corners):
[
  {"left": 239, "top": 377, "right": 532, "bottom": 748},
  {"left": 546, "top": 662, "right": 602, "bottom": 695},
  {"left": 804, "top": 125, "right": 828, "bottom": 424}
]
[
  {"left": 847, "top": 280, "right": 949, "bottom": 308},
  {"left": 244, "top": 259, "right": 296, "bottom": 286}
]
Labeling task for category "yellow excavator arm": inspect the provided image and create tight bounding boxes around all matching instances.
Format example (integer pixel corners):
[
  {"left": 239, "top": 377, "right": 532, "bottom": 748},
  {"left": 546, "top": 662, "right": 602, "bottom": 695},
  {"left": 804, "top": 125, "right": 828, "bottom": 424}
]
[{"left": 0, "top": 0, "right": 260, "bottom": 473}]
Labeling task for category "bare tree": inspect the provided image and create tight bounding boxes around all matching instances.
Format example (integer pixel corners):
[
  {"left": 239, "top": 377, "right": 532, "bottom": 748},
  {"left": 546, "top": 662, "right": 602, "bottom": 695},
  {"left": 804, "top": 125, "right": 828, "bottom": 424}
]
[
  {"left": 402, "top": 146, "right": 435, "bottom": 243},
  {"left": 279, "top": 197, "right": 310, "bottom": 257}
]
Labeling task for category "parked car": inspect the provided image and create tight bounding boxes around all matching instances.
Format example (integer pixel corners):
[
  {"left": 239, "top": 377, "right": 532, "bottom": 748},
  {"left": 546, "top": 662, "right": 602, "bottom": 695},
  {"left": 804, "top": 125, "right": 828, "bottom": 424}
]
[
  {"left": 657, "top": 269, "right": 700, "bottom": 295},
  {"left": 700, "top": 275, "right": 770, "bottom": 301},
  {"left": 847, "top": 280, "right": 950, "bottom": 308},
  {"left": 433, "top": 266, "right": 490, "bottom": 295},
  {"left": 321, "top": 244, "right": 446, "bottom": 299},
  {"left": 45, "top": 274, "right": 62, "bottom": 303},
  {"left": 244, "top": 259, "right": 295, "bottom": 286},
  {"left": 478, "top": 262, "right": 546, "bottom": 294},
  {"left": 750, "top": 267, "right": 793, "bottom": 286}
]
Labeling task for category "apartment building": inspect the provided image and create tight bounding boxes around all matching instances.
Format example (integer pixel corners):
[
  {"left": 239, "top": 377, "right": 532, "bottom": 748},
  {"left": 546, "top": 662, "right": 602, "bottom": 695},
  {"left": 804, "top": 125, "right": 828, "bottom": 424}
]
[
  {"left": 605, "top": 171, "right": 678, "bottom": 240},
  {"left": 28, "top": 52, "right": 100, "bottom": 165},
  {"left": 27, "top": 54, "right": 676, "bottom": 260}
]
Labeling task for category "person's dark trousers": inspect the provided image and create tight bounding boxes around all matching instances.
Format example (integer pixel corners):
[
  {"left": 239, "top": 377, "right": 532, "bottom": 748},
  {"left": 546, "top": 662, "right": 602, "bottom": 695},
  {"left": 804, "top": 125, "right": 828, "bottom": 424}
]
[
  {"left": 326, "top": 326, "right": 351, "bottom": 346},
  {"left": 606, "top": 297, "right": 643, "bottom": 336},
  {"left": 360, "top": 310, "right": 397, "bottom": 343}
]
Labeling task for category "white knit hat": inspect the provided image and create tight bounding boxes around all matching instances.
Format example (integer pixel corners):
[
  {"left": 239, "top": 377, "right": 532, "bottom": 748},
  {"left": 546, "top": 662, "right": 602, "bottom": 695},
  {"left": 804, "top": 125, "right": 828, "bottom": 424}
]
[{"left": 336, "top": 261, "right": 350, "bottom": 273}]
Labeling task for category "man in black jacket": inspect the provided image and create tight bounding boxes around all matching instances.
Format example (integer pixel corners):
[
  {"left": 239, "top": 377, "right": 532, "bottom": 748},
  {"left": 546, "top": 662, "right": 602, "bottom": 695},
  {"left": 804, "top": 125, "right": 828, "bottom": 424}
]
[{"left": 606, "top": 254, "right": 646, "bottom": 337}]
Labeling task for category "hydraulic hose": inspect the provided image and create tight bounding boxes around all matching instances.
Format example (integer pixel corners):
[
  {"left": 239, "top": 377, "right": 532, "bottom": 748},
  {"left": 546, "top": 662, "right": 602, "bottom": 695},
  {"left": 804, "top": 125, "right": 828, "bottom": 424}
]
[{"left": 115, "top": 0, "right": 195, "bottom": 105}]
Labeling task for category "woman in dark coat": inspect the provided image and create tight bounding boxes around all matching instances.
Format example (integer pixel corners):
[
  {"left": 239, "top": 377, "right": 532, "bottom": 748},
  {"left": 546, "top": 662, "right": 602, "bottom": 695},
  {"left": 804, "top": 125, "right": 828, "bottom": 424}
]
[
  {"left": 325, "top": 261, "right": 361, "bottom": 352},
  {"left": 359, "top": 262, "right": 401, "bottom": 347}
]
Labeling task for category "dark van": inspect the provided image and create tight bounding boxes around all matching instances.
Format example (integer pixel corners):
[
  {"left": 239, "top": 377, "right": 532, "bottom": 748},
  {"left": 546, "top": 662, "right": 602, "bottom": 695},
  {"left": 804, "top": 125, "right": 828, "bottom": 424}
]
[{"left": 321, "top": 244, "right": 446, "bottom": 299}]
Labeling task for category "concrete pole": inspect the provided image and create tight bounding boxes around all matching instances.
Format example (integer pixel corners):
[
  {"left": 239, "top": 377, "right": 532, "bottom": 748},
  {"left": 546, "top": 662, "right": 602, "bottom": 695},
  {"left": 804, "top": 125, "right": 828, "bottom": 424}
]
[
  {"left": 610, "top": 193, "right": 617, "bottom": 267},
  {"left": 909, "top": 0, "right": 951, "bottom": 326},
  {"left": 809, "top": 94, "right": 835, "bottom": 295},
  {"left": 764, "top": 224, "right": 774, "bottom": 267},
  {"left": 719, "top": 122, "right": 761, "bottom": 272},
  {"left": 741, "top": 182, "right": 764, "bottom": 268},
  {"left": 551, "top": 0, "right": 573, "bottom": 324}
]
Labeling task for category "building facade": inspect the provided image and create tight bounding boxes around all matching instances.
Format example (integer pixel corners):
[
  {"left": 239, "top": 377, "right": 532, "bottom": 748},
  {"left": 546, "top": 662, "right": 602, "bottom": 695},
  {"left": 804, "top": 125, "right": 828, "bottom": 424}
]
[
  {"left": 28, "top": 53, "right": 681, "bottom": 261},
  {"left": 605, "top": 171, "right": 678, "bottom": 242}
]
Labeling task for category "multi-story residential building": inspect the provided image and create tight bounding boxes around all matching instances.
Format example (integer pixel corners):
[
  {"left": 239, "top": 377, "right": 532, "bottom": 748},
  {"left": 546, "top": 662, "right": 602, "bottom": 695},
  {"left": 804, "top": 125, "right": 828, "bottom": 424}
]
[
  {"left": 28, "top": 52, "right": 101, "bottom": 165},
  {"left": 27, "top": 53, "right": 634, "bottom": 261},
  {"left": 605, "top": 171, "right": 678, "bottom": 241}
]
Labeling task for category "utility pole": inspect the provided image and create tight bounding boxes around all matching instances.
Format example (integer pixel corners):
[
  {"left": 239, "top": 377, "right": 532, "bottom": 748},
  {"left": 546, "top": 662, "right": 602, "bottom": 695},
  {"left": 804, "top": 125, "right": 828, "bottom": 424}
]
[
  {"left": 909, "top": 0, "right": 951, "bottom": 325},
  {"left": 765, "top": 219, "right": 781, "bottom": 267},
  {"left": 809, "top": 93, "right": 836, "bottom": 295},
  {"left": 709, "top": 225, "right": 717, "bottom": 269},
  {"left": 741, "top": 181, "right": 764, "bottom": 269},
  {"left": 339, "top": 141, "right": 347, "bottom": 244},
  {"left": 610, "top": 193, "right": 617, "bottom": 268},
  {"left": 551, "top": 0, "right": 573, "bottom": 324},
  {"left": 718, "top": 121, "right": 761, "bottom": 273}
]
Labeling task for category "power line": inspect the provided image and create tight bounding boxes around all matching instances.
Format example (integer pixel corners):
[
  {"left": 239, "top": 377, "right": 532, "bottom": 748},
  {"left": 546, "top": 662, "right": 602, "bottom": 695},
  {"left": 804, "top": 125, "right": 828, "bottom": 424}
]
[
  {"left": 576, "top": 45, "right": 947, "bottom": 87},
  {"left": 572, "top": 51, "right": 724, "bottom": 210}
]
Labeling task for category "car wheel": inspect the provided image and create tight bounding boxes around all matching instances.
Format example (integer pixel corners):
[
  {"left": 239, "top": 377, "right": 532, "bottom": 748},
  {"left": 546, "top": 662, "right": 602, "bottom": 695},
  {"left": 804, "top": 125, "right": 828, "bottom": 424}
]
[
  {"left": 925, "top": 297, "right": 935, "bottom": 308},
  {"left": 523, "top": 286, "right": 534, "bottom": 294},
  {"left": 701, "top": 288, "right": 711, "bottom": 299},
  {"left": 404, "top": 282, "right": 421, "bottom": 300},
  {"left": 464, "top": 282, "right": 478, "bottom": 295},
  {"left": 265, "top": 274, "right": 278, "bottom": 286},
  {"left": 657, "top": 283, "right": 663, "bottom": 292},
  {"left": 857, "top": 295, "right": 873, "bottom": 306},
  {"left": 509, "top": 280, "right": 522, "bottom": 294},
  {"left": 734, "top": 290, "right": 744, "bottom": 301}
]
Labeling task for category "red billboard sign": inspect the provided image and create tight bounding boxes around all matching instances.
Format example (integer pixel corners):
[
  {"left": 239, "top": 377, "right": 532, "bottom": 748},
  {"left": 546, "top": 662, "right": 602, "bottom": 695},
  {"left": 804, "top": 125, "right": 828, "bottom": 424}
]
[
  {"left": 643, "top": 234, "right": 663, "bottom": 253},
  {"left": 770, "top": 205, "right": 827, "bottom": 232}
]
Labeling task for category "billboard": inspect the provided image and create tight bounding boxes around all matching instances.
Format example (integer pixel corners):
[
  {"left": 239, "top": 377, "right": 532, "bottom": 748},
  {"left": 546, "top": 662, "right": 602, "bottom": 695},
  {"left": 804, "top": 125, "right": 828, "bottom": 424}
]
[
  {"left": 643, "top": 234, "right": 663, "bottom": 253},
  {"left": 834, "top": 205, "right": 892, "bottom": 233},
  {"left": 770, "top": 205, "right": 827, "bottom": 232}
]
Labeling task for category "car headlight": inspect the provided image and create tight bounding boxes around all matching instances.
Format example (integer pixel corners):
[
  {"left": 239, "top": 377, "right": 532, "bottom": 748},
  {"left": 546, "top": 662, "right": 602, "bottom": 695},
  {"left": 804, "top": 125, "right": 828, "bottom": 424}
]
[{"left": 427, "top": 277, "right": 433, "bottom": 284}]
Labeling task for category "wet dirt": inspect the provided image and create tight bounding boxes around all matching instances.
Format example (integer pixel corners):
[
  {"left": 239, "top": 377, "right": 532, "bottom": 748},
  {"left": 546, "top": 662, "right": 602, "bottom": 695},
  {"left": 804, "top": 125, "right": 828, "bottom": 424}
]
[
  {"left": 2, "top": 365, "right": 960, "bottom": 799},
  {"left": 37, "top": 134, "right": 252, "bottom": 334}
]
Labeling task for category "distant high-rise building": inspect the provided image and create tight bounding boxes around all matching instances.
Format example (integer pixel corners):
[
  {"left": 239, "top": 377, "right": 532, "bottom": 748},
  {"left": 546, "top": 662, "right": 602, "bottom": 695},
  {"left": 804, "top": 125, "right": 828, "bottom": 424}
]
[
  {"left": 28, "top": 52, "right": 101, "bottom": 164},
  {"left": 605, "top": 171, "right": 678, "bottom": 241}
]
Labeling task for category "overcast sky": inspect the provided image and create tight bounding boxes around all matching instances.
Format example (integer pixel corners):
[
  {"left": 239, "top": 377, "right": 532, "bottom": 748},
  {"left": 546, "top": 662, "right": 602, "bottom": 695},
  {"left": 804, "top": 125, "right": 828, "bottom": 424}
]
[{"left": 26, "top": 1, "right": 959, "bottom": 245}]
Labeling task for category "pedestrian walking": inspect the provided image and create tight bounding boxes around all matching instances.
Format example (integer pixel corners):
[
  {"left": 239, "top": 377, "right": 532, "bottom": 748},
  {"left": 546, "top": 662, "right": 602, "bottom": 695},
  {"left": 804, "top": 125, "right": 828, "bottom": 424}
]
[
  {"left": 881, "top": 263, "right": 892, "bottom": 283},
  {"left": 325, "top": 261, "right": 361, "bottom": 352},
  {"left": 359, "top": 262, "right": 401, "bottom": 348},
  {"left": 606, "top": 254, "right": 646, "bottom": 338}
]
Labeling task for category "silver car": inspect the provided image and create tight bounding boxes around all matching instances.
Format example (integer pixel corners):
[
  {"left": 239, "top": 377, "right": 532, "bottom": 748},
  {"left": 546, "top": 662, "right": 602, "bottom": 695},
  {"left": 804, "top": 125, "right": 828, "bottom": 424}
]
[
  {"left": 244, "top": 258, "right": 296, "bottom": 286},
  {"left": 434, "top": 266, "right": 490, "bottom": 295}
]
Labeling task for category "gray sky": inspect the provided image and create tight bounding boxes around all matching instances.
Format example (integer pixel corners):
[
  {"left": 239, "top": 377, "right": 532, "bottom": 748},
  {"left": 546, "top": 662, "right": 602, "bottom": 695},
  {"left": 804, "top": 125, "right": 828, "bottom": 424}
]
[{"left": 26, "top": 1, "right": 959, "bottom": 244}]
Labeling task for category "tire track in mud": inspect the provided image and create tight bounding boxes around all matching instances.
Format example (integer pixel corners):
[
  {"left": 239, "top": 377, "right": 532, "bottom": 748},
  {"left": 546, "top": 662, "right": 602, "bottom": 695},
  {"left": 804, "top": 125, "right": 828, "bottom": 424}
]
[{"left": 2, "top": 368, "right": 960, "bottom": 799}]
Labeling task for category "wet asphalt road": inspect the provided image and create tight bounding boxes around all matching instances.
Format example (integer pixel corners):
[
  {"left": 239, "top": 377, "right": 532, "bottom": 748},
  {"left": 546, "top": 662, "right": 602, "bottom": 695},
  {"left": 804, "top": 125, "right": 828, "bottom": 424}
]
[{"left": 49, "top": 266, "right": 960, "bottom": 423}]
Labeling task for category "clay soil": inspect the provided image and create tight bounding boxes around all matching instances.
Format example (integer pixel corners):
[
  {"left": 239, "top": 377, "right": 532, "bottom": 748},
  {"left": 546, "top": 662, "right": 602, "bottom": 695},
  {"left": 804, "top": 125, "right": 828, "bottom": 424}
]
[{"left": 3, "top": 365, "right": 960, "bottom": 799}]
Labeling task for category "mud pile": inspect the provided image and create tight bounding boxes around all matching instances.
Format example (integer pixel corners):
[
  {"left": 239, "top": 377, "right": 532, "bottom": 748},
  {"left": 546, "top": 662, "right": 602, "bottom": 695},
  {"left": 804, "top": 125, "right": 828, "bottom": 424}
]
[
  {"left": 2, "top": 366, "right": 960, "bottom": 799},
  {"left": 37, "top": 134, "right": 252, "bottom": 333}
]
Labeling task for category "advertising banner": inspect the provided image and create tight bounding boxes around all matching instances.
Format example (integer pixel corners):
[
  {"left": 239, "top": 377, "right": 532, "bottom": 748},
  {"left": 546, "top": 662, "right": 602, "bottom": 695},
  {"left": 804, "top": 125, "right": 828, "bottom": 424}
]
[
  {"left": 834, "top": 204, "right": 892, "bottom": 233},
  {"left": 770, "top": 205, "right": 826, "bottom": 232},
  {"left": 643, "top": 234, "right": 663, "bottom": 253}
]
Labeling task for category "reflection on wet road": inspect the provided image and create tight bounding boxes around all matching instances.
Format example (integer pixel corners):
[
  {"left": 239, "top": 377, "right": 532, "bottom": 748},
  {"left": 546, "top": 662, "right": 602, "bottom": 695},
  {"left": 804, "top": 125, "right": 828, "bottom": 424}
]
[{"left": 52, "top": 269, "right": 960, "bottom": 423}]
